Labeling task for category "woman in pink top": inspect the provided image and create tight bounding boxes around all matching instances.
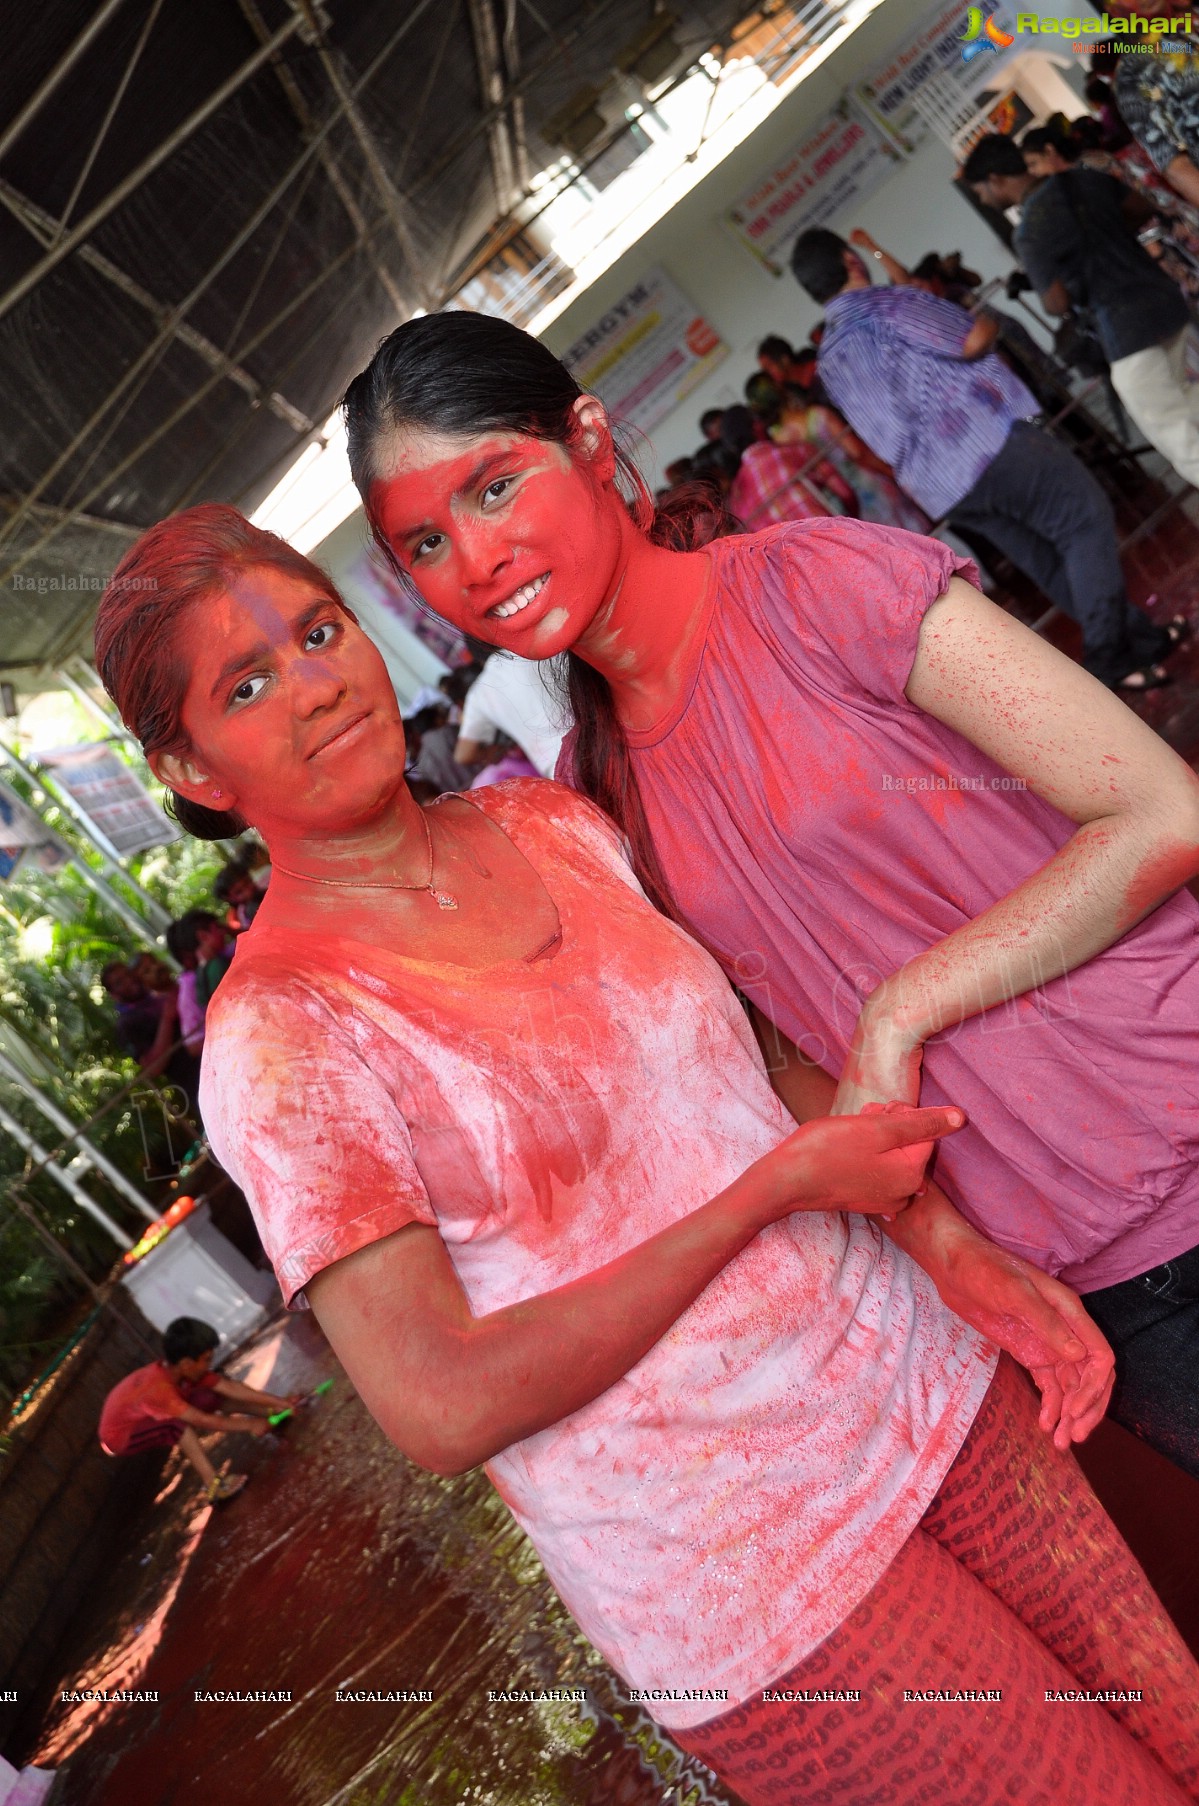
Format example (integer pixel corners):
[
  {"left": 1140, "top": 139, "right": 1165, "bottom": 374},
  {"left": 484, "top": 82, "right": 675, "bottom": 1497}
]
[
  {"left": 92, "top": 508, "right": 1198, "bottom": 1806},
  {"left": 349, "top": 311, "right": 1199, "bottom": 1480}
]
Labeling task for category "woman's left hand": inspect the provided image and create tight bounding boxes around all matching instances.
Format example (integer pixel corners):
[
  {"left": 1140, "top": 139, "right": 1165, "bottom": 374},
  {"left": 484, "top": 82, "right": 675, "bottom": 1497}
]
[
  {"left": 832, "top": 1006, "right": 924, "bottom": 1116},
  {"left": 931, "top": 1220, "right": 1115, "bottom": 1449}
]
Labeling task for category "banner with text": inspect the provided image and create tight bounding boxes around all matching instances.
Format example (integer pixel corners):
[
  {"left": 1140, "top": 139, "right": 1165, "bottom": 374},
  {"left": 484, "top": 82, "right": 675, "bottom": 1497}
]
[
  {"left": 0, "top": 781, "right": 72, "bottom": 883},
  {"left": 727, "top": 105, "right": 900, "bottom": 277},
  {"left": 853, "top": 0, "right": 1019, "bottom": 154},
  {"left": 561, "top": 270, "right": 727, "bottom": 434},
  {"left": 39, "top": 743, "right": 179, "bottom": 857}
]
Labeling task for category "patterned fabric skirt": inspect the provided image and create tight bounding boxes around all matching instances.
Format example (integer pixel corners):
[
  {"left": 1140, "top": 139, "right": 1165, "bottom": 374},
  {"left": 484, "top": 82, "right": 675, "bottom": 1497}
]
[{"left": 674, "top": 1356, "right": 1199, "bottom": 1806}]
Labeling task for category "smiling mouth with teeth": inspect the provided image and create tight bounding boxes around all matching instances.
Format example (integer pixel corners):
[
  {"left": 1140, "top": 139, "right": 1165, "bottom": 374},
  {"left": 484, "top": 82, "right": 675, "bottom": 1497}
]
[{"left": 488, "top": 572, "right": 548, "bottom": 620}]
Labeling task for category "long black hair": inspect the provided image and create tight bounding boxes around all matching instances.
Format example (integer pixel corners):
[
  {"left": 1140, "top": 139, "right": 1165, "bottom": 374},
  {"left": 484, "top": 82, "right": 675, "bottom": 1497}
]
[{"left": 343, "top": 311, "right": 688, "bottom": 918}]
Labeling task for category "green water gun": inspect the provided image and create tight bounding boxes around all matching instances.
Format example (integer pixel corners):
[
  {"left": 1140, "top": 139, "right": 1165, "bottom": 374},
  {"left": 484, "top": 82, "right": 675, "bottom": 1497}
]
[{"left": 268, "top": 1377, "right": 335, "bottom": 1425}]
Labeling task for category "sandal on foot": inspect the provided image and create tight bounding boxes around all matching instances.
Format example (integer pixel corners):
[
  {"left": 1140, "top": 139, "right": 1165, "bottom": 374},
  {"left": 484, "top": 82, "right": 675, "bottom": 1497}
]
[
  {"left": 207, "top": 1472, "right": 248, "bottom": 1503},
  {"left": 1164, "top": 614, "right": 1193, "bottom": 649},
  {"left": 1117, "top": 664, "right": 1172, "bottom": 692}
]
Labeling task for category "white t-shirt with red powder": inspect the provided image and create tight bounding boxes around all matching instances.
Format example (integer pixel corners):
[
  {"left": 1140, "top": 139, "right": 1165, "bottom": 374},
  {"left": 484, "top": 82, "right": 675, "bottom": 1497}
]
[{"left": 200, "top": 781, "right": 995, "bottom": 1729}]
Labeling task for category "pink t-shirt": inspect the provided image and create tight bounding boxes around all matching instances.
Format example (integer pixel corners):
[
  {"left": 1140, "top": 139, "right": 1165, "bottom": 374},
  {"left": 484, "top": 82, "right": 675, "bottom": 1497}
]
[
  {"left": 200, "top": 782, "right": 993, "bottom": 1727},
  {"left": 593, "top": 518, "right": 1199, "bottom": 1292}
]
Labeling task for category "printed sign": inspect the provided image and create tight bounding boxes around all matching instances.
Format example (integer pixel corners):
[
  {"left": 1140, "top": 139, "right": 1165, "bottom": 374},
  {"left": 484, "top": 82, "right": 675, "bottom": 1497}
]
[
  {"left": 561, "top": 269, "right": 727, "bottom": 433},
  {"left": 0, "top": 780, "right": 71, "bottom": 882},
  {"left": 38, "top": 742, "right": 178, "bottom": 856},
  {"left": 727, "top": 106, "right": 899, "bottom": 276},
  {"left": 853, "top": 0, "right": 1018, "bottom": 153}
]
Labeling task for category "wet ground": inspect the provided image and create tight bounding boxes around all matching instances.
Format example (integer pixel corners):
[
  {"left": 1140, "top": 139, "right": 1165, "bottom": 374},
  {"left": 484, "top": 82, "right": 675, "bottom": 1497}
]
[
  {"left": 15, "top": 1312, "right": 679, "bottom": 1806},
  {"left": 14, "top": 1309, "right": 1199, "bottom": 1806}
]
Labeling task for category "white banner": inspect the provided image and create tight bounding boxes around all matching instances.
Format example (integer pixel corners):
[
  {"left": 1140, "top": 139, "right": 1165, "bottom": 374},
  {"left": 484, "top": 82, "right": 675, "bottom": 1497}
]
[
  {"left": 853, "top": 0, "right": 1018, "bottom": 154},
  {"left": 39, "top": 742, "right": 179, "bottom": 856},
  {"left": 561, "top": 269, "right": 727, "bottom": 434},
  {"left": 727, "top": 105, "right": 900, "bottom": 277},
  {"left": 0, "top": 780, "right": 72, "bottom": 882}
]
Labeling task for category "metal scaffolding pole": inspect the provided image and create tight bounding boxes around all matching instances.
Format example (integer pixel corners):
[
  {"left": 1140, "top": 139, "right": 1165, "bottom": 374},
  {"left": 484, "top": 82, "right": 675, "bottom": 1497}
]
[
  {"left": 236, "top": 0, "right": 407, "bottom": 318},
  {"left": 56, "top": 660, "right": 145, "bottom": 762},
  {"left": 0, "top": 175, "right": 312, "bottom": 434},
  {"left": 0, "top": 0, "right": 132, "bottom": 167},
  {"left": 49, "top": 0, "right": 167, "bottom": 247},
  {"left": 0, "top": 740, "right": 172, "bottom": 932},
  {"left": 4, "top": 220, "right": 376, "bottom": 604},
  {"left": 66, "top": 848, "right": 173, "bottom": 954},
  {"left": 0, "top": 12, "right": 305, "bottom": 325},
  {"left": 0, "top": 1048, "right": 156, "bottom": 1222},
  {"left": 0, "top": 1101, "right": 133, "bottom": 1249},
  {"left": 0, "top": 0, "right": 444, "bottom": 586},
  {"left": 293, "top": 0, "right": 436, "bottom": 311}
]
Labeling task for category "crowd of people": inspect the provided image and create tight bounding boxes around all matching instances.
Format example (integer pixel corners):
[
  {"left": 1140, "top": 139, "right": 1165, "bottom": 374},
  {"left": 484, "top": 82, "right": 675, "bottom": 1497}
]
[
  {"left": 652, "top": 35, "right": 1199, "bottom": 697},
  {"left": 99, "top": 851, "right": 267, "bottom": 1119},
  {"left": 402, "top": 647, "right": 565, "bottom": 799}
]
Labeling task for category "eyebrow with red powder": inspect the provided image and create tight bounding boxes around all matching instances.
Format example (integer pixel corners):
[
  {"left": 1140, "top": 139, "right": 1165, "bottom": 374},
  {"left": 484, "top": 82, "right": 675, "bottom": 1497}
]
[
  {"left": 207, "top": 596, "right": 332, "bottom": 701},
  {"left": 376, "top": 441, "right": 541, "bottom": 546}
]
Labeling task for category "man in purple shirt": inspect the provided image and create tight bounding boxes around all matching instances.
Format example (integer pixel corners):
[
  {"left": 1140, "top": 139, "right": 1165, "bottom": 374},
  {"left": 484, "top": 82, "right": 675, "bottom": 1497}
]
[{"left": 790, "top": 227, "right": 1175, "bottom": 693}]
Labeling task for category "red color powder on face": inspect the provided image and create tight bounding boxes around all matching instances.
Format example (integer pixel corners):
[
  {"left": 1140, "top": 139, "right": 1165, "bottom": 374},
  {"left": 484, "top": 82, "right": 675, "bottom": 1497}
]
[{"left": 368, "top": 433, "right": 623, "bottom": 662}]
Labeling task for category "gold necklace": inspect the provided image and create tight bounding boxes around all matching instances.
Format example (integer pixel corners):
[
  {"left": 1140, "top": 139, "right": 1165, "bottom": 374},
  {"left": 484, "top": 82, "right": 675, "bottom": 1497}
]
[{"left": 269, "top": 807, "right": 459, "bottom": 909}]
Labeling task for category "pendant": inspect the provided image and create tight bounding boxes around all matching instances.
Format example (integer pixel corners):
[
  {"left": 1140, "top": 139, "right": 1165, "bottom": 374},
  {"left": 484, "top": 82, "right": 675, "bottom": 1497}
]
[{"left": 430, "top": 887, "right": 459, "bottom": 910}]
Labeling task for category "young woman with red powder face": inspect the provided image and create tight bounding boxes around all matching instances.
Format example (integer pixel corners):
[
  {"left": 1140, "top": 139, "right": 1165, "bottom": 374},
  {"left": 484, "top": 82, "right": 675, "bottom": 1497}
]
[
  {"left": 93, "top": 508, "right": 1199, "bottom": 1806},
  {"left": 346, "top": 310, "right": 1199, "bottom": 1486}
]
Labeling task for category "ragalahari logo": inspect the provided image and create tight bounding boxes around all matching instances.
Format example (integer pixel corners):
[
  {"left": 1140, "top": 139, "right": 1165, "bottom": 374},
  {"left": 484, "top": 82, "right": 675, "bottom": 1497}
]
[{"left": 961, "top": 9, "right": 1017, "bottom": 58}]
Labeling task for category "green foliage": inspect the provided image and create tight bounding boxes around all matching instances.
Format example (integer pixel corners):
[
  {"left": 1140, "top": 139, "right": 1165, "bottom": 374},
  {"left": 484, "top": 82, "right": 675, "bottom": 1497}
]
[{"left": 0, "top": 795, "right": 229, "bottom": 1402}]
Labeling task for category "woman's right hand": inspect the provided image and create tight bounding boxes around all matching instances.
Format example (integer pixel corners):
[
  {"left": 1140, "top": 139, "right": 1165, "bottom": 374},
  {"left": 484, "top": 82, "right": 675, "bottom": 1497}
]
[{"left": 754, "top": 1105, "right": 966, "bottom": 1216}]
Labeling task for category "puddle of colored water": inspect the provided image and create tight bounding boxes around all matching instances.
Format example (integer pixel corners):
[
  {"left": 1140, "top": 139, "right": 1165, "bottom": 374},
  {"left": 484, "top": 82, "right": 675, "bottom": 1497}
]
[{"left": 20, "top": 1314, "right": 703, "bottom": 1806}]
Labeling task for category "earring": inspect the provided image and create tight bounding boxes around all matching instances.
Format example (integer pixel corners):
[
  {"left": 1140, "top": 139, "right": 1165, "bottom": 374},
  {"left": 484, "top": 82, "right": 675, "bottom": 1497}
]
[{"left": 211, "top": 788, "right": 223, "bottom": 800}]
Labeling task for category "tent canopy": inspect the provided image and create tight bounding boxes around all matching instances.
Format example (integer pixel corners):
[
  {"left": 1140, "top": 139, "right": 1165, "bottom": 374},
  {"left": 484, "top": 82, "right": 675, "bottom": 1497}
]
[{"left": 0, "top": 0, "right": 765, "bottom": 675}]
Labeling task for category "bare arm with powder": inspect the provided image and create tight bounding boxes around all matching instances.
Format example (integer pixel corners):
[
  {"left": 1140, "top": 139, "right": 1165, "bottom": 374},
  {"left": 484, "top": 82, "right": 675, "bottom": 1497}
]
[
  {"left": 306, "top": 1106, "right": 964, "bottom": 1477},
  {"left": 749, "top": 1004, "right": 1114, "bottom": 1449},
  {"left": 1166, "top": 151, "right": 1199, "bottom": 210},
  {"left": 833, "top": 576, "right": 1199, "bottom": 1115}
]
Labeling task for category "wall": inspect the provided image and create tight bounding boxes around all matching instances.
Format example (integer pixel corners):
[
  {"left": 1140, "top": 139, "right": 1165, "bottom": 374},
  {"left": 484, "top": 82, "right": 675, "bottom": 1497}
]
[{"left": 540, "top": 2, "right": 1089, "bottom": 480}]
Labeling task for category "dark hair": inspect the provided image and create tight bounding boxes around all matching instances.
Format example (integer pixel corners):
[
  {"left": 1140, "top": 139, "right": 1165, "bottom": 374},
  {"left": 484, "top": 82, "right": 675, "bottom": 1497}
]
[
  {"left": 212, "top": 861, "right": 249, "bottom": 903},
  {"left": 166, "top": 909, "right": 221, "bottom": 962},
  {"left": 648, "top": 482, "right": 743, "bottom": 551},
  {"left": 343, "top": 312, "right": 681, "bottom": 918},
  {"left": 961, "top": 134, "right": 1028, "bottom": 184},
  {"left": 1020, "top": 124, "right": 1079, "bottom": 163},
  {"left": 162, "top": 1316, "right": 219, "bottom": 1363},
  {"left": 691, "top": 441, "right": 740, "bottom": 483},
  {"left": 744, "top": 371, "right": 782, "bottom": 418},
  {"left": 438, "top": 670, "right": 474, "bottom": 707},
  {"left": 719, "top": 404, "right": 757, "bottom": 459},
  {"left": 789, "top": 229, "right": 851, "bottom": 304},
  {"left": 100, "top": 958, "right": 132, "bottom": 989},
  {"left": 757, "top": 334, "right": 793, "bottom": 365},
  {"left": 409, "top": 704, "right": 447, "bottom": 736},
  {"left": 698, "top": 407, "right": 725, "bottom": 436},
  {"left": 910, "top": 251, "right": 945, "bottom": 284},
  {"left": 94, "top": 503, "right": 351, "bottom": 841}
]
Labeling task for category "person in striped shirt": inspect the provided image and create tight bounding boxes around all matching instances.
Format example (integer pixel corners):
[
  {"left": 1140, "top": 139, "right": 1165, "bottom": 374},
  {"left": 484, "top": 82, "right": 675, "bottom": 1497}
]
[{"left": 790, "top": 227, "right": 1178, "bottom": 693}]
